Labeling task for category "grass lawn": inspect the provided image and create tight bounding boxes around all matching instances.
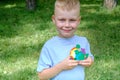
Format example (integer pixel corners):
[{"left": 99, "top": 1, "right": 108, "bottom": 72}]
[{"left": 0, "top": 0, "right": 120, "bottom": 80}]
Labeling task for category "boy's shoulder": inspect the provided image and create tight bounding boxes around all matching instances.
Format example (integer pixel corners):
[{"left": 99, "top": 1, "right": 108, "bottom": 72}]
[
  {"left": 44, "top": 36, "right": 58, "bottom": 46},
  {"left": 75, "top": 35, "right": 88, "bottom": 41}
]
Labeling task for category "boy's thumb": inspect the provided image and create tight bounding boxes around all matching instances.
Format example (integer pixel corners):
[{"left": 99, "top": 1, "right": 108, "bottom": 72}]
[{"left": 69, "top": 56, "right": 74, "bottom": 60}]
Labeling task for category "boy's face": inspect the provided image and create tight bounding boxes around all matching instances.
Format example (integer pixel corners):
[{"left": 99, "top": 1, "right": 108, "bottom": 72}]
[{"left": 52, "top": 8, "right": 80, "bottom": 38}]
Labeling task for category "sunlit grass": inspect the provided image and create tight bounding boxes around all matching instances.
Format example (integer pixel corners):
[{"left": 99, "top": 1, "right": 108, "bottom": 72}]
[
  {"left": 86, "top": 59, "right": 120, "bottom": 80},
  {"left": 4, "top": 4, "right": 16, "bottom": 8}
]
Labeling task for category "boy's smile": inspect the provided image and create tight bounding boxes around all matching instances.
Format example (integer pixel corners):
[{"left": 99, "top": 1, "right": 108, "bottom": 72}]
[{"left": 52, "top": 8, "right": 80, "bottom": 38}]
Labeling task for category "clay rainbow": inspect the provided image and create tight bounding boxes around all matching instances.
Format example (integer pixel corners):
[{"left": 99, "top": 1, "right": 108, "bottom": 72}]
[{"left": 70, "top": 44, "right": 89, "bottom": 60}]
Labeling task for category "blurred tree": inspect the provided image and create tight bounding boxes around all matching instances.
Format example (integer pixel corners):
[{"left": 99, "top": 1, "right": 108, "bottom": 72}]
[
  {"left": 26, "top": 0, "right": 36, "bottom": 10},
  {"left": 103, "top": 0, "right": 117, "bottom": 9}
]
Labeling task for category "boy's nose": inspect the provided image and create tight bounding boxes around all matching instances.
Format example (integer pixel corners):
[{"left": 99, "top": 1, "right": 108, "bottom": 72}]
[{"left": 65, "top": 21, "right": 70, "bottom": 27}]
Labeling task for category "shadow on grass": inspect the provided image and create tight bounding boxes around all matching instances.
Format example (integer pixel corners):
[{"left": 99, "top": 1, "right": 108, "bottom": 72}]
[
  {"left": 0, "top": 0, "right": 54, "bottom": 38},
  {"left": 0, "top": 1, "right": 55, "bottom": 64},
  {"left": 80, "top": 0, "right": 102, "bottom": 4},
  {"left": 78, "top": 4, "right": 120, "bottom": 55}
]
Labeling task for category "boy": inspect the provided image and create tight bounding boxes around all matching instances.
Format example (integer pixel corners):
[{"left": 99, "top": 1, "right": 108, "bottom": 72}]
[{"left": 37, "top": 0, "right": 94, "bottom": 80}]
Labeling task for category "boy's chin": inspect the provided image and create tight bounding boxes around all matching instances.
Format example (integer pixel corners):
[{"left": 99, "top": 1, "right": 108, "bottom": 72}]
[{"left": 59, "top": 34, "right": 74, "bottom": 38}]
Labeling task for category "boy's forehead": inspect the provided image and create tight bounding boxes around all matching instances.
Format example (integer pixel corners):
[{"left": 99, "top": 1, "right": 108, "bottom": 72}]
[{"left": 54, "top": 7, "right": 80, "bottom": 17}]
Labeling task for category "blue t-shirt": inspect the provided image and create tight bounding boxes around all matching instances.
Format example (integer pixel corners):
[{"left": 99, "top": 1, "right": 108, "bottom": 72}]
[{"left": 37, "top": 35, "right": 94, "bottom": 80}]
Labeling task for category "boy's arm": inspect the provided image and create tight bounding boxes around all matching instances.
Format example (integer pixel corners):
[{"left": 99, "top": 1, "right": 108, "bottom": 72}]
[
  {"left": 78, "top": 56, "right": 94, "bottom": 67},
  {"left": 38, "top": 63, "right": 63, "bottom": 80},
  {"left": 38, "top": 57, "right": 78, "bottom": 80}
]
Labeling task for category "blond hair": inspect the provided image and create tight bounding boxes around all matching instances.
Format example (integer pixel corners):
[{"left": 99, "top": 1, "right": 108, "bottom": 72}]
[{"left": 55, "top": 0, "right": 80, "bottom": 11}]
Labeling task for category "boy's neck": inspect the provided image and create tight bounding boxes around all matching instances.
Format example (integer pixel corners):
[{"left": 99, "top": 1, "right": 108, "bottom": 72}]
[{"left": 57, "top": 34, "right": 75, "bottom": 39}]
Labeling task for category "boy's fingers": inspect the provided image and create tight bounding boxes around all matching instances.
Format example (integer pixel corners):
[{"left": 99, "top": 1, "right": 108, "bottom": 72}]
[
  {"left": 79, "top": 60, "right": 89, "bottom": 65},
  {"left": 69, "top": 61, "right": 79, "bottom": 66},
  {"left": 80, "top": 62, "right": 91, "bottom": 66},
  {"left": 82, "top": 60, "right": 89, "bottom": 63},
  {"left": 79, "top": 59, "right": 93, "bottom": 67}
]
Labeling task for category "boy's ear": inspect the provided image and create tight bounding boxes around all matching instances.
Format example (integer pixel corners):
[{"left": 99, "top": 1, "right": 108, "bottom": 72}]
[
  {"left": 52, "top": 15, "right": 55, "bottom": 24},
  {"left": 78, "top": 16, "right": 81, "bottom": 24}
]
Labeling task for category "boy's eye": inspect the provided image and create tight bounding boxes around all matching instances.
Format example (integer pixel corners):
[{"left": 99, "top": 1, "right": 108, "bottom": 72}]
[
  {"left": 70, "top": 19, "right": 76, "bottom": 22},
  {"left": 58, "top": 19, "right": 65, "bottom": 21}
]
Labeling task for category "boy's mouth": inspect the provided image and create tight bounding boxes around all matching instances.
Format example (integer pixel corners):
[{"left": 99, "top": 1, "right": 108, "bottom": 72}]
[{"left": 63, "top": 29, "right": 72, "bottom": 33}]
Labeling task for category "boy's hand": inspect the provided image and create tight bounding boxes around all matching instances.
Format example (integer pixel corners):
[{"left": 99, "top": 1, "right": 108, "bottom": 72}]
[
  {"left": 59, "top": 56, "right": 79, "bottom": 70},
  {"left": 78, "top": 57, "right": 93, "bottom": 67}
]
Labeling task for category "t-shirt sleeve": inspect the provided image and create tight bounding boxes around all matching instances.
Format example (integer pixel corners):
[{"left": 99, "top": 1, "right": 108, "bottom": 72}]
[
  {"left": 37, "top": 45, "right": 53, "bottom": 72},
  {"left": 85, "top": 38, "right": 94, "bottom": 60}
]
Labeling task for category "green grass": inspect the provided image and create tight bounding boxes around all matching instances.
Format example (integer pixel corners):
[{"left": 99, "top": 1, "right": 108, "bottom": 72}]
[{"left": 0, "top": 0, "right": 120, "bottom": 80}]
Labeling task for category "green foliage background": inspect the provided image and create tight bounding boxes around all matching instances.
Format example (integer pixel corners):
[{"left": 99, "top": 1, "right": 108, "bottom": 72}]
[{"left": 0, "top": 0, "right": 120, "bottom": 80}]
